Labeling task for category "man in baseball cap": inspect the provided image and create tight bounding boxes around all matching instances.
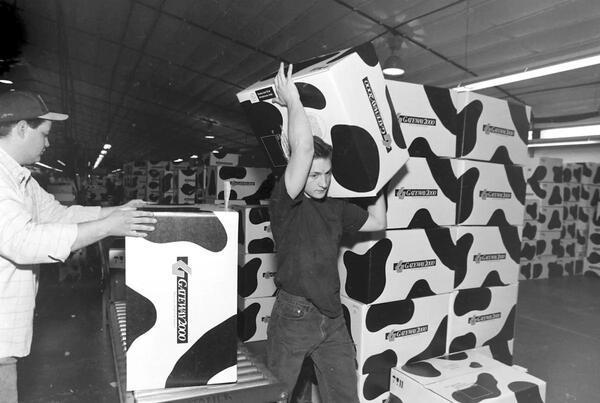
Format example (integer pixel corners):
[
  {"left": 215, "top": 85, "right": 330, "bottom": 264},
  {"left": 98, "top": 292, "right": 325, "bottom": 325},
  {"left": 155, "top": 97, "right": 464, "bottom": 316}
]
[{"left": 0, "top": 90, "right": 155, "bottom": 401}]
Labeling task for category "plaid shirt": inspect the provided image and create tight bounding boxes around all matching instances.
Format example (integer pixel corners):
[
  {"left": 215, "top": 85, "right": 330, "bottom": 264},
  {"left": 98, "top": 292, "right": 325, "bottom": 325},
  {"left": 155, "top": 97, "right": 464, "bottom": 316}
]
[{"left": 0, "top": 146, "right": 101, "bottom": 357}]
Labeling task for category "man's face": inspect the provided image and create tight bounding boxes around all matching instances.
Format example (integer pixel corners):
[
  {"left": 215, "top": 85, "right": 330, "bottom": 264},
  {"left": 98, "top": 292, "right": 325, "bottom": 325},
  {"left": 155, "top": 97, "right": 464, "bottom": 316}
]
[
  {"left": 303, "top": 157, "right": 332, "bottom": 199},
  {"left": 22, "top": 120, "right": 52, "bottom": 164}
]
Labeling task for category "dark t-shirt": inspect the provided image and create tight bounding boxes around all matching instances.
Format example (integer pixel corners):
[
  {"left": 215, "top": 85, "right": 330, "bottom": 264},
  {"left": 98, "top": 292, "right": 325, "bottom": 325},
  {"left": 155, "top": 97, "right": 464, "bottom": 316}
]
[{"left": 269, "top": 178, "right": 368, "bottom": 317}]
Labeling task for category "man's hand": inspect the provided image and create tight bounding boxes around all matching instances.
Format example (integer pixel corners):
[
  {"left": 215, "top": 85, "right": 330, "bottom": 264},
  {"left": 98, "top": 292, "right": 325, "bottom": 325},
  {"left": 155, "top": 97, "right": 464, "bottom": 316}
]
[
  {"left": 273, "top": 63, "right": 300, "bottom": 108},
  {"left": 120, "top": 199, "right": 148, "bottom": 209},
  {"left": 102, "top": 208, "right": 156, "bottom": 238}
]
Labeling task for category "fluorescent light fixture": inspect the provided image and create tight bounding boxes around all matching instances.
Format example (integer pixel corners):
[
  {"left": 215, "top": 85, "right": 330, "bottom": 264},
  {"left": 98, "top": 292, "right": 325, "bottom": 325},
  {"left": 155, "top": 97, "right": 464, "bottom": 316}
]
[
  {"left": 540, "top": 124, "right": 600, "bottom": 139},
  {"left": 35, "top": 162, "right": 63, "bottom": 172},
  {"left": 173, "top": 158, "right": 183, "bottom": 163},
  {"left": 455, "top": 54, "right": 600, "bottom": 92},
  {"left": 528, "top": 138, "right": 600, "bottom": 148},
  {"left": 100, "top": 150, "right": 107, "bottom": 155},
  {"left": 190, "top": 154, "right": 198, "bottom": 159},
  {"left": 103, "top": 143, "right": 112, "bottom": 150},
  {"left": 112, "top": 168, "right": 122, "bottom": 173},
  {"left": 211, "top": 150, "right": 220, "bottom": 154},
  {"left": 56, "top": 160, "right": 66, "bottom": 166},
  {"left": 0, "top": 79, "right": 13, "bottom": 85},
  {"left": 205, "top": 135, "right": 215, "bottom": 139}
]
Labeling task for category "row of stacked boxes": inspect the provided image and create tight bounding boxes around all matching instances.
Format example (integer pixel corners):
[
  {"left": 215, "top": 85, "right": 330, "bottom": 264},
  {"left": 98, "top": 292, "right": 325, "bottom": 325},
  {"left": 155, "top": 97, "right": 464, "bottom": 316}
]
[
  {"left": 520, "top": 159, "right": 600, "bottom": 280},
  {"left": 235, "top": 42, "right": 545, "bottom": 402}
]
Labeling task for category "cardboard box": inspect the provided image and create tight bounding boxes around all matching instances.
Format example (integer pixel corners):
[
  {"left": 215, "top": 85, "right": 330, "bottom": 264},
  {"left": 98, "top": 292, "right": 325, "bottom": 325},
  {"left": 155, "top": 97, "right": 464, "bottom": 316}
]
[
  {"left": 524, "top": 156, "right": 563, "bottom": 184},
  {"left": 237, "top": 296, "right": 275, "bottom": 342},
  {"left": 385, "top": 157, "right": 457, "bottom": 228},
  {"left": 208, "top": 152, "right": 240, "bottom": 167},
  {"left": 472, "top": 339, "right": 514, "bottom": 366},
  {"left": 563, "top": 163, "right": 582, "bottom": 183},
  {"left": 536, "top": 206, "right": 563, "bottom": 231},
  {"left": 390, "top": 351, "right": 546, "bottom": 403},
  {"left": 447, "top": 285, "right": 518, "bottom": 355},
  {"left": 582, "top": 184, "right": 600, "bottom": 207},
  {"left": 538, "top": 182, "right": 564, "bottom": 206},
  {"left": 342, "top": 294, "right": 449, "bottom": 374},
  {"left": 577, "top": 162, "right": 597, "bottom": 184},
  {"left": 385, "top": 80, "right": 457, "bottom": 158},
  {"left": 563, "top": 184, "right": 580, "bottom": 203},
  {"left": 177, "top": 168, "right": 197, "bottom": 204},
  {"left": 339, "top": 228, "right": 455, "bottom": 304},
  {"left": 519, "top": 258, "right": 548, "bottom": 281},
  {"left": 125, "top": 207, "right": 238, "bottom": 391},
  {"left": 450, "top": 226, "right": 521, "bottom": 290},
  {"left": 238, "top": 253, "right": 277, "bottom": 298},
  {"left": 160, "top": 170, "right": 176, "bottom": 204},
  {"left": 535, "top": 230, "right": 562, "bottom": 256},
  {"left": 234, "top": 205, "right": 275, "bottom": 254},
  {"left": 205, "top": 165, "right": 273, "bottom": 204},
  {"left": 564, "top": 202, "right": 579, "bottom": 221},
  {"left": 453, "top": 92, "right": 531, "bottom": 165},
  {"left": 357, "top": 370, "right": 391, "bottom": 403},
  {"left": 237, "top": 43, "right": 409, "bottom": 198},
  {"left": 451, "top": 160, "right": 526, "bottom": 226}
]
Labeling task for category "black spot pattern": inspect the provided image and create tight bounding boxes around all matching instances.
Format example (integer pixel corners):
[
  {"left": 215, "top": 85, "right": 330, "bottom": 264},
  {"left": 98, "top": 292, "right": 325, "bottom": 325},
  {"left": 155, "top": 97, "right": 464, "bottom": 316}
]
[
  {"left": 532, "top": 263, "right": 543, "bottom": 279},
  {"left": 507, "top": 103, "right": 531, "bottom": 144},
  {"left": 548, "top": 262, "right": 564, "bottom": 277},
  {"left": 424, "top": 86, "right": 459, "bottom": 136},
  {"left": 365, "top": 299, "right": 415, "bottom": 333},
  {"left": 343, "top": 238, "right": 392, "bottom": 304},
  {"left": 594, "top": 166, "right": 600, "bottom": 184},
  {"left": 405, "top": 279, "right": 436, "bottom": 299},
  {"left": 456, "top": 167, "right": 480, "bottom": 224},
  {"left": 238, "top": 257, "right": 262, "bottom": 298},
  {"left": 498, "top": 225, "right": 521, "bottom": 263},
  {"left": 180, "top": 183, "right": 196, "bottom": 196},
  {"left": 249, "top": 207, "right": 270, "bottom": 225},
  {"left": 453, "top": 288, "right": 492, "bottom": 317},
  {"left": 508, "top": 381, "right": 544, "bottom": 403},
  {"left": 161, "top": 173, "right": 174, "bottom": 192},
  {"left": 142, "top": 209, "right": 228, "bottom": 253},
  {"left": 485, "top": 339, "right": 513, "bottom": 366},
  {"left": 484, "top": 305, "right": 515, "bottom": 346},
  {"left": 401, "top": 361, "right": 441, "bottom": 378},
  {"left": 563, "top": 168, "right": 572, "bottom": 182},
  {"left": 505, "top": 165, "right": 526, "bottom": 205},
  {"left": 248, "top": 238, "right": 275, "bottom": 254},
  {"left": 548, "top": 186, "right": 563, "bottom": 205},
  {"left": 563, "top": 186, "right": 572, "bottom": 202},
  {"left": 428, "top": 158, "right": 459, "bottom": 202},
  {"left": 572, "top": 185, "right": 581, "bottom": 201},
  {"left": 537, "top": 212, "right": 546, "bottom": 224},
  {"left": 551, "top": 239, "right": 564, "bottom": 257},
  {"left": 296, "top": 82, "right": 326, "bottom": 110},
  {"left": 362, "top": 349, "right": 397, "bottom": 400},
  {"left": 406, "top": 316, "right": 448, "bottom": 364},
  {"left": 552, "top": 166, "right": 563, "bottom": 182},
  {"left": 407, "top": 209, "right": 441, "bottom": 229},
  {"left": 218, "top": 189, "right": 238, "bottom": 200},
  {"left": 407, "top": 137, "right": 438, "bottom": 158},
  {"left": 489, "top": 146, "right": 515, "bottom": 165},
  {"left": 452, "top": 373, "right": 501, "bottom": 402},
  {"left": 584, "top": 269, "right": 600, "bottom": 279},
  {"left": 219, "top": 166, "right": 247, "bottom": 180},
  {"left": 126, "top": 286, "right": 157, "bottom": 351},
  {"left": 565, "top": 260, "right": 574, "bottom": 276},
  {"left": 487, "top": 210, "right": 513, "bottom": 227},
  {"left": 579, "top": 207, "right": 590, "bottom": 223},
  {"left": 449, "top": 333, "right": 476, "bottom": 353},
  {"left": 327, "top": 42, "right": 379, "bottom": 67},
  {"left": 566, "top": 243, "right": 575, "bottom": 257},
  {"left": 449, "top": 231, "right": 474, "bottom": 288},
  {"left": 242, "top": 173, "right": 275, "bottom": 205},
  {"left": 573, "top": 167, "right": 582, "bottom": 182},
  {"left": 331, "top": 125, "right": 380, "bottom": 193},
  {"left": 342, "top": 304, "right": 353, "bottom": 344},
  {"left": 237, "top": 303, "right": 260, "bottom": 342},
  {"left": 548, "top": 210, "right": 562, "bottom": 229},
  {"left": 239, "top": 101, "right": 284, "bottom": 166},
  {"left": 587, "top": 252, "right": 600, "bottom": 264},
  {"left": 591, "top": 187, "right": 600, "bottom": 207},
  {"left": 536, "top": 240, "right": 547, "bottom": 255},
  {"left": 426, "top": 227, "right": 466, "bottom": 286},
  {"left": 481, "top": 271, "right": 508, "bottom": 288},
  {"left": 521, "top": 243, "right": 536, "bottom": 261},
  {"left": 577, "top": 230, "right": 586, "bottom": 246},
  {"left": 525, "top": 202, "right": 538, "bottom": 220},
  {"left": 522, "top": 222, "right": 537, "bottom": 240},
  {"left": 590, "top": 233, "right": 600, "bottom": 245},
  {"left": 385, "top": 86, "right": 407, "bottom": 149},
  {"left": 166, "top": 315, "right": 236, "bottom": 388},
  {"left": 593, "top": 210, "right": 600, "bottom": 226},
  {"left": 209, "top": 169, "right": 216, "bottom": 195},
  {"left": 456, "top": 100, "right": 483, "bottom": 157},
  {"left": 520, "top": 263, "right": 531, "bottom": 279}
]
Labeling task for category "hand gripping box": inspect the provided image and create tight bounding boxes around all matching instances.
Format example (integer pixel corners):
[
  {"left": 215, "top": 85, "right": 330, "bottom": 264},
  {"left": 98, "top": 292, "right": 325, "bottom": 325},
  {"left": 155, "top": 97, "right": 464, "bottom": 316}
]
[
  {"left": 385, "top": 80, "right": 458, "bottom": 158},
  {"left": 238, "top": 252, "right": 277, "bottom": 299},
  {"left": 205, "top": 165, "right": 274, "bottom": 204},
  {"left": 125, "top": 206, "right": 238, "bottom": 391},
  {"left": 237, "top": 42, "right": 409, "bottom": 198},
  {"left": 390, "top": 351, "right": 546, "bottom": 403},
  {"left": 342, "top": 294, "right": 449, "bottom": 379},
  {"left": 450, "top": 226, "right": 522, "bottom": 290},
  {"left": 523, "top": 156, "right": 563, "bottom": 184},
  {"left": 447, "top": 285, "right": 518, "bottom": 355},
  {"left": 385, "top": 157, "right": 457, "bottom": 228},
  {"left": 451, "top": 160, "right": 526, "bottom": 226},
  {"left": 453, "top": 92, "right": 531, "bottom": 165},
  {"left": 237, "top": 296, "right": 275, "bottom": 343},
  {"left": 234, "top": 205, "right": 276, "bottom": 254},
  {"left": 338, "top": 228, "right": 455, "bottom": 304}
]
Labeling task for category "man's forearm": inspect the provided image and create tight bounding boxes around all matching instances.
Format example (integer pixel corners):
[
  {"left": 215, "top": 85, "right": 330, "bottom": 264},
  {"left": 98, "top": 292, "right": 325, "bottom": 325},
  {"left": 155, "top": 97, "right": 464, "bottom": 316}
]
[{"left": 71, "top": 220, "right": 110, "bottom": 251}]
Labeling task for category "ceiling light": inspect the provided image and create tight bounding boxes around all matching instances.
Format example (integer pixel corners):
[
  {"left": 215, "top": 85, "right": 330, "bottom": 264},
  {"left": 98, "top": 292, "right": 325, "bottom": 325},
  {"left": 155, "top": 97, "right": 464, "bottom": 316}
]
[
  {"left": 455, "top": 54, "right": 600, "bottom": 92},
  {"left": 0, "top": 79, "right": 13, "bottom": 85},
  {"left": 173, "top": 158, "right": 183, "bottom": 163},
  {"left": 382, "top": 55, "right": 405, "bottom": 76},
  {"left": 100, "top": 150, "right": 107, "bottom": 155},
  {"left": 56, "top": 160, "right": 66, "bottom": 166},
  {"left": 103, "top": 144, "right": 112, "bottom": 150},
  {"left": 190, "top": 154, "right": 198, "bottom": 159},
  {"left": 205, "top": 135, "right": 215, "bottom": 139},
  {"left": 211, "top": 150, "right": 219, "bottom": 154},
  {"left": 539, "top": 124, "right": 600, "bottom": 139},
  {"left": 527, "top": 138, "right": 600, "bottom": 148}
]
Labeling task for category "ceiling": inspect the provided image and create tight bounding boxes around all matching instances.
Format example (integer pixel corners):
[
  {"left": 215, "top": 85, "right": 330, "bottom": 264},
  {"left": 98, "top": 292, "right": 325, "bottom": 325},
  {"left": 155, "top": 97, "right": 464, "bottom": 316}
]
[{"left": 1, "top": 0, "right": 600, "bottom": 173}]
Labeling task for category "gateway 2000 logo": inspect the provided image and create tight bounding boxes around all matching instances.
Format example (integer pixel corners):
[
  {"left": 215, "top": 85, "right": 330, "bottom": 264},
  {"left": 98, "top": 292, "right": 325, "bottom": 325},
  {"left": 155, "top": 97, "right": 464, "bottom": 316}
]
[
  {"left": 393, "top": 259, "right": 436, "bottom": 272},
  {"left": 479, "top": 189, "right": 512, "bottom": 200},
  {"left": 173, "top": 256, "right": 192, "bottom": 344},
  {"left": 395, "top": 188, "right": 438, "bottom": 199},
  {"left": 385, "top": 325, "right": 428, "bottom": 342}
]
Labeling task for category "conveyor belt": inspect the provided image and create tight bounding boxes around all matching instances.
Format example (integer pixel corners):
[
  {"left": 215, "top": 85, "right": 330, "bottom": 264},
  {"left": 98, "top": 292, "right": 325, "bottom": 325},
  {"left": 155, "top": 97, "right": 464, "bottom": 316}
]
[{"left": 108, "top": 301, "right": 287, "bottom": 403}]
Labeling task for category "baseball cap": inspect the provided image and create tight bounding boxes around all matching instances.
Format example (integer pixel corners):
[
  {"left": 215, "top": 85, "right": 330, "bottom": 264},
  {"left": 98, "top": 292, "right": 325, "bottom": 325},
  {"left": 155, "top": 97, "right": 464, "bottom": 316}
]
[{"left": 0, "top": 91, "right": 69, "bottom": 123}]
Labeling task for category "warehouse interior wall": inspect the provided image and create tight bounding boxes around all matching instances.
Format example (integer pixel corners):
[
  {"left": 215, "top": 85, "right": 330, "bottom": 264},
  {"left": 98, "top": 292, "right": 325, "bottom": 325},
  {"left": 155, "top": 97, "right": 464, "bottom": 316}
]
[{"left": 530, "top": 144, "right": 600, "bottom": 163}]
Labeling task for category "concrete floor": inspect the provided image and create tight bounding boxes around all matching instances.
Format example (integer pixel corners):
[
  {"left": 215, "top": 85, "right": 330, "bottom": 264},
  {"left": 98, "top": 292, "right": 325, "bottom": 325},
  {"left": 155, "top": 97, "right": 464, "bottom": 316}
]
[{"left": 16, "top": 263, "right": 600, "bottom": 403}]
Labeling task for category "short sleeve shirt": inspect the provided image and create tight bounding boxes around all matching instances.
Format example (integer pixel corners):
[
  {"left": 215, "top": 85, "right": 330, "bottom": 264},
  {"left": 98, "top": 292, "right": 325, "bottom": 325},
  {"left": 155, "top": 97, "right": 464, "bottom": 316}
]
[{"left": 269, "top": 178, "right": 368, "bottom": 317}]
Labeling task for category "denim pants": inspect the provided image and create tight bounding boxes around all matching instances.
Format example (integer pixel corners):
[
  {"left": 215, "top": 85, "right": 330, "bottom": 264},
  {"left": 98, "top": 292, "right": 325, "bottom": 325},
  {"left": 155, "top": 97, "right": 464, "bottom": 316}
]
[{"left": 266, "top": 289, "right": 359, "bottom": 403}]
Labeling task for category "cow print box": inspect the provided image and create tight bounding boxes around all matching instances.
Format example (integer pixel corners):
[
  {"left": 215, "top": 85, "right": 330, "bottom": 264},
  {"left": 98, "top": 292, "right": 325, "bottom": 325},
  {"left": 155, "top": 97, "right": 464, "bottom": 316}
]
[
  {"left": 234, "top": 205, "right": 276, "bottom": 254},
  {"left": 125, "top": 207, "right": 238, "bottom": 391},
  {"left": 450, "top": 226, "right": 522, "bottom": 290},
  {"left": 523, "top": 156, "right": 563, "bottom": 185},
  {"left": 237, "top": 296, "right": 275, "bottom": 343},
  {"left": 451, "top": 160, "right": 526, "bottom": 226},
  {"left": 447, "top": 285, "right": 518, "bottom": 358},
  {"left": 204, "top": 165, "right": 274, "bottom": 204},
  {"left": 390, "top": 350, "right": 546, "bottom": 403},
  {"left": 339, "top": 228, "right": 455, "bottom": 304},
  {"left": 342, "top": 294, "right": 449, "bottom": 388},
  {"left": 238, "top": 252, "right": 277, "bottom": 299},
  {"left": 385, "top": 80, "right": 458, "bottom": 158},
  {"left": 453, "top": 92, "right": 531, "bottom": 166},
  {"left": 237, "top": 42, "right": 409, "bottom": 198},
  {"left": 385, "top": 157, "right": 458, "bottom": 229},
  {"left": 177, "top": 168, "right": 197, "bottom": 205}
]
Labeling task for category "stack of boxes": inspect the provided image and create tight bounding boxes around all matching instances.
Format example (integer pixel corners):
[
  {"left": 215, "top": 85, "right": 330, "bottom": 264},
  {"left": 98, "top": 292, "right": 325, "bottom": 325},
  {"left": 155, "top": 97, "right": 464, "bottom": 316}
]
[
  {"left": 579, "top": 163, "right": 600, "bottom": 276},
  {"left": 123, "top": 161, "right": 148, "bottom": 201},
  {"left": 520, "top": 157, "right": 565, "bottom": 280}
]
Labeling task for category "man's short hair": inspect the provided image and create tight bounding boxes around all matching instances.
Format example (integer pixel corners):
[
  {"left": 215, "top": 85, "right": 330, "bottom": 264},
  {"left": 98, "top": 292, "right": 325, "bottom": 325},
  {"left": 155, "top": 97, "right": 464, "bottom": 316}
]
[
  {"left": 0, "top": 118, "right": 46, "bottom": 138},
  {"left": 313, "top": 136, "right": 332, "bottom": 160}
]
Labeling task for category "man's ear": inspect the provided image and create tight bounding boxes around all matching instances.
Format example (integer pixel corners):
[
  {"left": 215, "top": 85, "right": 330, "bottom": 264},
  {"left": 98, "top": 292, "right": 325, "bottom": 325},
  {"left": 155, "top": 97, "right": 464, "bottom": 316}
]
[{"left": 14, "top": 121, "right": 28, "bottom": 139}]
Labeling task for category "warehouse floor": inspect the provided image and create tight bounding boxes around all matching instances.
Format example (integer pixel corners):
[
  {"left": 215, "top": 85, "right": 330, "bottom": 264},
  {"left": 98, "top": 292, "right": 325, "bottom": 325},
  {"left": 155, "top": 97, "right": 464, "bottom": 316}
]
[{"left": 16, "top": 261, "right": 600, "bottom": 403}]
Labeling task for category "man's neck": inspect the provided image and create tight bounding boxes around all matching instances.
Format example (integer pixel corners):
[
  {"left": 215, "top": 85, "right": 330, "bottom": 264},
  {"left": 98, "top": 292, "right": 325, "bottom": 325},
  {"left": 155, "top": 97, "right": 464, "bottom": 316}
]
[{"left": 0, "top": 141, "right": 22, "bottom": 166}]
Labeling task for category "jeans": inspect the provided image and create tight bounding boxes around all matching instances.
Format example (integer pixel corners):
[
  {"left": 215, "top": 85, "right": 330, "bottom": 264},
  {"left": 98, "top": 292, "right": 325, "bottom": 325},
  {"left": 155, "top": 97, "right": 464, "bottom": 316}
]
[{"left": 266, "top": 289, "right": 359, "bottom": 403}]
